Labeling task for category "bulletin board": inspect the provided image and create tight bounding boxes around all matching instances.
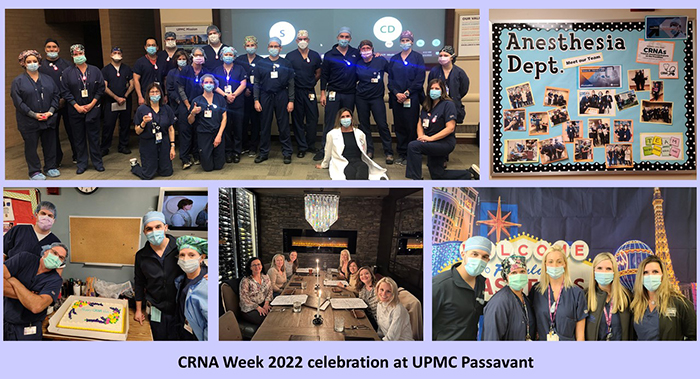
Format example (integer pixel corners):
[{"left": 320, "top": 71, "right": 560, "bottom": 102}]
[
  {"left": 491, "top": 20, "right": 695, "bottom": 175},
  {"left": 69, "top": 216, "right": 142, "bottom": 265}
]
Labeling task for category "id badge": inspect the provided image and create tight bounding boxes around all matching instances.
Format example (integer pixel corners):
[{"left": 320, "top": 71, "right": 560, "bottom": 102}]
[
  {"left": 184, "top": 322, "right": 194, "bottom": 334},
  {"left": 249, "top": 75, "right": 254, "bottom": 84},
  {"left": 81, "top": 89, "right": 89, "bottom": 98},
  {"left": 24, "top": 326, "right": 37, "bottom": 336},
  {"left": 270, "top": 71, "right": 279, "bottom": 79},
  {"left": 204, "top": 109, "right": 213, "bottom": 118},
  {"left": 309, "top": 93, "right": 316, "bottom": 101},
  {"left": 371, "top": 77, "right": 379, "bottom": 83},
  {"left": 666, "top": 307, "right": 677, "bottom": 317},
  {"left": 155, "top": 132, "right": 162, "bottom": 144},
  {"left": 422, "top": 118, "right": 430, "bottom": 128},
  {"left": 329, "top": 91, "right": 336, "bottom": 101},
  {"left": 546, "top": 330, "right": 559, "bottom": 341},
  {"left": 150, "top": 307, "right": 162, "bottom": 323},
  {"left": 224, "top": 85, "right": 232, "bottom": 94},
  {"left": 403, "top": 98, "right": 411, "bottom": 108}
]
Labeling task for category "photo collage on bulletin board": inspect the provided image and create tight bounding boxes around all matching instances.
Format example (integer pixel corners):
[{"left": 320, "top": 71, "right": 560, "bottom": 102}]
[{"left": 491, "top": 18, "right": 695, "bottom": 175}]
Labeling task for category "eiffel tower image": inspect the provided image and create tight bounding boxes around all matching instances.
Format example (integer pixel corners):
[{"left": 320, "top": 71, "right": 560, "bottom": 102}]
[{"left": 652, "top": 187, "right": 680, "bottom": 291}]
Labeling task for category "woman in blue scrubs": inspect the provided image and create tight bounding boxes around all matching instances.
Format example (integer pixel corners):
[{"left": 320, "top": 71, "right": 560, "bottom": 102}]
[
  {"left": 631, "top": 255, "right": 696, "bottom": 340},
  {"left": 3, "top": 201, "right": 60, "bottom": 260},
  {"left": 212, "top": 46, "right": 247, "bottom": 164},
  {"left": 529, "top": 246, "right": 587, "bottom": 341},
  {"left": 11, "top": 50, "right": 61, "bottom": 180},
  {"left": 166, "top": 50, "right": 191, "bottom": 168},
  {"left": 174, "top": 236, "right": 208, "bottom": 341},
  {"left": 428, "top": 46, "right": 470, "bottom": 125},
  {"left": 483, "top": 256, "right": 536, "bottom": 341},
  {"left": 131, "top": 83, "right": 175, "bottom": 180},
  {"left": 179, "top": 47, "right": 209, "bottom": 169},
  {"left": 585, "top": 252, "right": 632, "bottom": 340},
  {"left": 187, "top": 74, "right": 227, "bottom": 172}
]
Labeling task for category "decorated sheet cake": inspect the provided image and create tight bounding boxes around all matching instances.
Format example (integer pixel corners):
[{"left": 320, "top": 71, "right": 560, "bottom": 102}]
[{"left": 57, "top": 299, "right": 126, "bottom": 333}]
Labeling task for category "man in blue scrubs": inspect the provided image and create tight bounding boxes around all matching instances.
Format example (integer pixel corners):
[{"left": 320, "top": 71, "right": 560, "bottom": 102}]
[
  {"left": 202, "top": 25, "right": 229, "bottom": 72},
  {"left": 4, "top": 201, "right": 61, "bottom": 260},
  {"left": 4, "top": 243, "right": 67, "bottom": 340},
  {"left": 133, "top": 38, "right": 167, "bottom": 107},
  {"left": 235, "top": 36, "right": 264, "bottom": 157},
  {"left": 101, "top": 47, "right": 134, "bottom": 156}
]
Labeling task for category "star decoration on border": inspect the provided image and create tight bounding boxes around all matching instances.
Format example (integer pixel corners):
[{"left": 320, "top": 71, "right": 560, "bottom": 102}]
[{"left": 476, "top": 197, "right": 522, "bottom": 242}]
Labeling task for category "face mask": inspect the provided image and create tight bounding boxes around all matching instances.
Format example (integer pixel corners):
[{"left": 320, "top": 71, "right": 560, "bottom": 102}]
[
  {"left": 26, "top": 63, "right": 39, "bottom": 72},
  {"left": 360, "top": 50, "right": 373, "bottom": 59},
  {"left": 37, "top": 215, "right": 54, "bottom": 231},
  {"left": 177, "top": 59, "right": 187, "bottom": 67},
  {"left": 400, "top": 42, "right": 412, "bottom": 51},
  {"left": 208, "top": 34, "right": 220, "bottom": 44},
  {"left": 178, "top": 258, "right": 200, "bottom": 274},
  {"left": 150, "top": 94, "right": 161, "bottom": 103},
  {"left": 203, "top": 83, "right": 215, "bottom": 93},
  {"left": 429, "top": 89, "right": 442, "bottom": 100},
  {"left": 165, "top": 40, "right": 177, "bottom": 49},
  {"left": 193, "top": 56, "right": 205, "bottom": 65},
  {"left": 44, "top": 252, "right": 63, "bottom": 270},
  {"left": 338, "top": 38, "right": 350, "bottom": 47},
  {"left": 47, "top": 51, "right": 59, "bottom": 59},
  {"left": 595, "top": 272, "right": 614, "bottom": 286},
  {"left": 509, "top": 273, "right": 528, "bottom": 291},
  {"left": 438, "top": 56, "right": 451, "bottom": 65},
  {"left": 340, "top": 117, "right": 352, "bottom": 127},
  {"left": 643, "top": 274, "right": 662, "bottom": 292},
  {"left": 73, "top": 55, "right": 86, "bottom": 65},
  {"left": 146, "top": 46, "right": 157, "bottom": 55},
  {"left": 268, "top": 48, "right": 280, "bottom": 57},
  {"left": 297, "top": 41, "right": 309, "bottom": 50},
  {"left": 112, "top": 55, "right": 122, "bottom": 62},
  {"left": 146, "top": 230, "right": 165, "bottom": 246},
  {"left": 246, "top": 47, "right": 257, "bottom": 55},
  {"left": 223, "top": 56, "right": 234, "bottom": 64},
  {"left": 547, "top": 266, "right": 565, "bottom": 279},
  {"left": 465, "top": 257, "right": 488, "bottom": 276}
]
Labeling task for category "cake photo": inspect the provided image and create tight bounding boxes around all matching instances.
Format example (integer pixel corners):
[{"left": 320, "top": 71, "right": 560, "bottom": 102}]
[{"left": 57, "top": 299, "right": 126, "bottom": 334}]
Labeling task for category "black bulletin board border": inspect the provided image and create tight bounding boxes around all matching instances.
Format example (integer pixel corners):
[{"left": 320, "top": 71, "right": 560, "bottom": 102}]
[{"left": 491, "top": 21, "right": 696, "bottom": 175}]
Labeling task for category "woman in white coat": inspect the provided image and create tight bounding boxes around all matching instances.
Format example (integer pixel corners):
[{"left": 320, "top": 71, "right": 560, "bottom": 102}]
[{"left": 316, "top": 108, "right": 388, "bottom": 180}]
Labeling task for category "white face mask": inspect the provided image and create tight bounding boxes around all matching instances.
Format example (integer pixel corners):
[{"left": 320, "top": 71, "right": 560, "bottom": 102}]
[
  {"left": 438, "top": 56, "right": 451, "bottom": 65},
  {"left": 297, "top": 40, "right": 309, "bottom": 50},
  {"left": 165, "top": 40, "right": 177, "bottom": 48},
  {"left": 209, "top": 34, "right": 220, "bottom": 44},
  {"left": 178, "top": 258, "right": 201, "bottom": 274}
]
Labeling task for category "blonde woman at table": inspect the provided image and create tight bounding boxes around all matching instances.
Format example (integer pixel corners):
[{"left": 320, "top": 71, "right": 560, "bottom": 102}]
[
  {"left": 376, "top": 277, "right": 413, "bottom": 341},
  {"left": 284, "top": 250, "right": 299, "bottom": 280},
  {"left": 338, "top": 249, "right": 352, "bottom": 279},
  {"left": 267, "top": 253, "right": 287, "bottom": 297},
  {"left": 357, "top": 266, "right": 379, "bottom": 329},
  {"left": 239, "top": 257, "right": 273, "bottom": 326}
]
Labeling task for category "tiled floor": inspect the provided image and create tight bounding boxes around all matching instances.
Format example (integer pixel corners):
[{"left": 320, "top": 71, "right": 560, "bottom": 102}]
[{"left": 5, "top": 137, "right": 479, "bottom": 181}]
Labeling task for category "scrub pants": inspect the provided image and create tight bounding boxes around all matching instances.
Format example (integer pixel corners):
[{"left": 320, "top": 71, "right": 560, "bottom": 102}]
[
  {"left": 150, "top": 310, "right": 181, "bottom": 341},
  {"left": 54, "top": 105, "right": 76, "bottom": 165},
  {"left": 197, "top": 130, "right": 225, "bottom": 171},
  {"left": 177, "top": 103, "right": 199, "bottom": 164},
  {"left": 405, "top": 138, "right": 471, "bottom": 180},
  {"left": 292, "top": 88, "right": 319, "bottom": 152},
  {"left": 3, "top": 321, "right": 43, "bottom": 341},
  {"left": 356, "top": 96, "right": 393, "bottom": 156},
  {"left": 19, "top": 127, "right": 57, "bottom": 177},
  {"left": 259, "top": 90, "right": 293, "bottom": 158},
  {"left": 102, "top": 100, "right": 132, "bottom": 152},
  {"left": 344, "top": 160, "right": 369, "bottom": 180},
  {"left": 131, "top": 138, "right": 173, "bottom": 180},
  {"left": 242, "top": 94, "right": 261, "bottom": 153},
  {"left": 224, "top": 108, "right": 244, "bottom": 157},
  {"left": 321, "top": 92, "right": 355, "bottom": 148},
  {"left": 392, "top": 96, "right": 420, "bottom": 159},
  {"left": 69, "top": 108, "right": 104, "bottom": 171}
]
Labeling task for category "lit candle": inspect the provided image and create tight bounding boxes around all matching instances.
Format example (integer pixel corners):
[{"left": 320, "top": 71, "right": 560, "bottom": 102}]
[
  {"left": 316, "top": 258, "right": 320, "bottom": 287},
  {"left": 316, "top": 290, "right": 322, "bottom": 317}
]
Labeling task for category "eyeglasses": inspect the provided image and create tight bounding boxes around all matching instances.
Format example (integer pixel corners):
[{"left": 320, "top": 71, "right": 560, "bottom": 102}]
[{"left": 49, "top": 249, "right": 66, "bottom": 262}]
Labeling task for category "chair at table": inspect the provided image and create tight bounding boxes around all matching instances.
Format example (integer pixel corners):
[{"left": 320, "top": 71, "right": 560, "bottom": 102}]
[
  {"left": 220, "top": 280, "right": 258, "bottom": 340},
  {"left": 219, "top": 311, "right": 242, "bottom": 341},
  {"left": 398, "top": 287, "right": 423, "bottom": 341}
]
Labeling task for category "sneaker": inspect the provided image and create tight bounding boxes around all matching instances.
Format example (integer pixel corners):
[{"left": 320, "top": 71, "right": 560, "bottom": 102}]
[
  {"left": 233, "top": 154, "right": 241, "bottom": 163},
  {"left": 283, "top": 155, "right": 292, "bottom": 164},
  {"left": 313, "top": 150, "right": 324, "bottom": 161},
  {"left": 130, "top": 158, "right": 138, "bottom": 167},
  {"left": 46, "top": 169, "right": 61, "bottom": 178},
  {"left": 76, "top": 167, "right": 86, "bottom": 175},
  {"left": 193, "top": 158, "right": 201, "bottom": 165},
  {"left": 30, "top": 172, "right": 46, "bottom": 180},
  {"left": 226, "top": 154, "right": 234, "bottom": 163},
  {"left": 241, "top": 149, "right": 250, "bottom": 155},
  {"left": 254, "top": 155, "right": 268, "bottom": 164},
  {"left": 183, "top": 161, "right": 193, "bottom": 170},
  {"left": 385, "top": 155, "right": 394, "bottom": 165},
  {"left": 118, "top": 148, "right": 132, "bottom": 154},
  {"left": 297, "top": 151, "right": 306, "bottom": 158},
  {"left": 396, "top": 157, "right": 406, "bottom": 166},
  {"left": 95, "top": 166, "right": 105, "bottom": 172},
  {"left": 248, "top": 150, "right": 256, "bottom": 158}
]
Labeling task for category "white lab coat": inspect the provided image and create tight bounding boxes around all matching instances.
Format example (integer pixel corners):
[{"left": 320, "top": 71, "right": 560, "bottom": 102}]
[{"left": 320, "top": 128, "right": 388, "bottom": 180}]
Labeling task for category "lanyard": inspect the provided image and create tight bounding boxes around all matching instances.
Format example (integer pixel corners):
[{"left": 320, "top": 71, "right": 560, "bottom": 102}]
[
  {"left": 77, "top": 68, "right": 88, "bottom": 90},
  {"left": 547, "top": 284, "right": 563, "bottom": 331},
  {"left": 603, "top": 299, "right": 613, "bottom": 339},
  {"left": 225, "top": 67, "right": 231, "bottom": 84},
  {"left": 511, "top": 289, "right": 530, "bottom": 341}
]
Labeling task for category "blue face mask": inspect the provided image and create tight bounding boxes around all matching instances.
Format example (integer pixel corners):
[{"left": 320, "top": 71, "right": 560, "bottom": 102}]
[
  {"left": 146, "top": 46, "right": 157, "bottom": 55},
  {"left": 643, "top": 274, "right": 662, "bottom": 292},
  {"left": 47, "top": 51, "right": 59, "bottom": 59},
  {"left": 340, "top": 117, "right": 352, "bottom": 127},
  {"left": 337, "top": 38, "right": 350, "bottom": 47},
  {"left": 268, "top": 48, "right": 280, "bottom": 57},
  {"left": 150, "top": 94, "right": 161, "bottom": 103},
  {"left": 146, "top": 230, "right": 165, "bottom": 246},
  {"left": 246, "top": 47, "right": 257, "bottom": 55},
  {"left": 547, "top": 266, "right": 565, "bottom": 279},
  {"left": 177, "top": 59, "right": 187, "bottom": 67},
  {"left": 400, "top": 42, "right": 412, "bottom": 51},
  {"left": 203, "top": 83, "right": 215, "bottom": 93},
  {"left": 73, "top": 55, "right": 86, "bottom": 65},
  {"left": 465, "top": 257, "right": 488, "bottom": 276},
  {"left": 223, "top": 56, "right": 234, "bottom": 64},
  {"left": 26, "top": 63, "right": 39, "bottom": 72},
  {"left": 429, "top": 89, "right": 442, "bottom": 100},
  {"left": 595, "top": 272, "right": 614, "bottom": 286},
  {"left": 509, "top": 273, "right": 528, "bottom": 291}
]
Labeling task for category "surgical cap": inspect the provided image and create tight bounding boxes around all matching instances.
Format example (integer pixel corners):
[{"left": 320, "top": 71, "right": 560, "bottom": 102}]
[
  {"left": 440, "top": 45, "right": 457, "bottom": 63},
  {"left": 18, "top": 50, "right": 41, "bottom": 67},
  {"left": 463, "top": 236, "right": 493, "bottom": 255},
  {"left": 206, "top": 25, "right": 220, "bottom": 34},
  {"left": 176, "top": 236, "right": 208, "bottom": 256},
  {"left": 70, "top": 44, "right": 85, "bottom": 55},
  {"left": 297, "top": 30, "right": 309, "bottom": 38},
  {"left": 45, "top": 38, "right": 59, "bottom": 47},
  {"left": 501, "top": 256, "right": 527, "bottom": 280},
  {"left": 400, "top": 30, "right": 414, "bottom": 42},
  {"left": 143, "top": 211, "right": 165, "bottom": 225},
  {"left": 358, "top": 40, "right": 373, "bottom": 50},
  {"left": 200, "top": 73, "right": 219, "bottom": 88},
  {"left": 269, "top": 36, "right": 282, "bottom": 46},
  {"left": 221, "top": 46, "right": 236, "bottom": 56},
  {"left": 164, "top": 31, "right": 177, "bottom": 39},
  {"left": 338, "top": 26, "right": 352, "bottom": 37},
  {"left": 244, "top": 35, "right": 258, "bottom": 45}
]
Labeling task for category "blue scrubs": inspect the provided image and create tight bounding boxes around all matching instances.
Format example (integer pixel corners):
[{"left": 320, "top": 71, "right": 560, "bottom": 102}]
[
  {"left": 428, "top": 65, "right": 470, "bottom": 123},
  {"left": 189, "top": 93, "right": 227, "bottom": 171},
  {"left": 132, "top": 104, "right": 175, "bottom": 180},
  {"left": 39, "top": 57, "right": 75, "bottom": 164},
  {"left": 483, "top": 286, "right": 537, "bottom": 341},
  {"left": 356, "top": 56, "right": 392, "bottom": 156},
  {"left": 157, "top": 49, "right": 184, "bottom": 78},
  {"left": 254, "top": 57, "right": 295, "bottom": 158},
  {"left": 180, "top": 66, "right": 211, "bottom": 163},
  {"left": 234, "top": 54, "right": 263, "bottom": 153},
  {"left": 166, "top": 67, "right": 196, "bottom": 164},
  {"left": 133, "top": 54, "right": 167, "bottom": 98},
  {"left": 3, "top": 224, "right": 61, "bottom": 259},
  {"left": 175, "top": 265, "right": 208, "bottom": 341},
  {"left": 634, "top": 307, "right": 661, "bottom": 341},
  {"left": 320, "top": 45, "right": 360, "bottom": 148},
  {"left": 3, "top": 252, "right": 62, "bottom": 340},
  {"left": 212, "top": 64, "right": 247, "bottom": 157},
  {"left": 202, "top": 44, "right": 228, "bottom": 71},
  {"left": 286, "top": 48, "right": 322, "bottom": 153},
  {"left": 587, "top": 302, "right": 623, "bottom": 341},
  {"left": 529, "top": 283, "right": 587, "bottom": 341},
  {"left": 387, "top": 50, "right": 425, "bottom": 159},
  {"left": 101, "top": 63, "right": 133, "bottom": 153},
  {"left": 11, "top": 72, "right": 61, "bottom": 176},
  {"left": 60, "top": 64, "right": 105, "bottom": 172}
]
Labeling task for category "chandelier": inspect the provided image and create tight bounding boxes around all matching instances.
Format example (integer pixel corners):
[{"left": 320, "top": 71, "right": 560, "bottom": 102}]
[{"left": 305, "top": 193, "right": 339, "bottom": 232}]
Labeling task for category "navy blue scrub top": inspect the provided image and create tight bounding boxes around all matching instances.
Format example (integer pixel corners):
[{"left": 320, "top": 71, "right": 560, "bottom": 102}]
[
  {"left": 428, "top": 65, "right": 470, "bottom": 104},
  {"left": 202, "top": 44, "right": 229, "bottom": 71},
  {"left": 4, "top": 252, "right": 62, "bottom": 325},
  {"left": 102, "top": 63, "right": 133, "bottom": 101},
  {"left": 211, "top": 64, "right": 247, "bottom": 109},
  {"left": 356, "top": 56, "right": 389, "bottom": 100},
  {"left": 180, "top": 65, "right": 209, "bottom": 102},
  {"left": 634, "top": 307, "right": 660, "bottom": 341},
  {"left": 254, "top": 57, "right": 295, "bottom": 94},
  {"left": 3, "top": 224, "right": 61, "bottom": 259},
  {"left": 158, "top": 49, "right": 184, "bottom": 76},
  {"left": 483, "top": 286, "right": 537, "bottom": 341},
  {"left": 387, "top": 50, "right": 426, "bottom": 99},
  {"left": 134, "top": 104, "right": 175, "bottom": 141},
  {"left": 39, "top": 57, "right": 71, "bottom": 88},
  {"left": 529, "top": 283, "right": 587, "bottom": 341},
  {"left": 166, "top": 67, "right": 185, "bottom": 104},
  {"left": 189, "top": 94, "right": 227, "bottom": 133},
  {"left": 421, "top": 100, "right": 458, "bottom": 137},
  {"left": 11, "top": 73, "right": 60, "bottom": 132},
  {"left": 320, "top": 44, "right": 360, "bottom": 93},
  {"left": 286, "top": 48, "right": 322, "bottom": 90},
  {"left": 234, "top": 54, "right": 263, "bottom": 91},
  {"left": 133, "top": 54, "right": 167, "bottom": 94},
  {"left": 588, "top": 302, "right": 623, "bottom": 341},
  {"left": 60, "top": 64, "right": 105, "bottom": 106}
]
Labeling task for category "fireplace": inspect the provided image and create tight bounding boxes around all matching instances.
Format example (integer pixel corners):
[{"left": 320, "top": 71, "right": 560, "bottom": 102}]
[{"left": 283, "top": 229, "right": 357, "bottom": 255}]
